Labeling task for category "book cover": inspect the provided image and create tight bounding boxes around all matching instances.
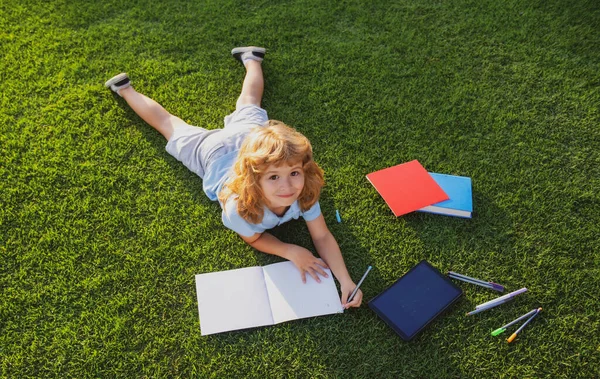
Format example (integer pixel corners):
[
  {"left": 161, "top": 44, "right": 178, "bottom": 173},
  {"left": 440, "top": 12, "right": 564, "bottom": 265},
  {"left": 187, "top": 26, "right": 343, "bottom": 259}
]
[
  {"left": 418, "top": 173, "right": 473, "bottom": 218},
  {"left": 366, "top": 160, "right": 449, "bottom": 216}
]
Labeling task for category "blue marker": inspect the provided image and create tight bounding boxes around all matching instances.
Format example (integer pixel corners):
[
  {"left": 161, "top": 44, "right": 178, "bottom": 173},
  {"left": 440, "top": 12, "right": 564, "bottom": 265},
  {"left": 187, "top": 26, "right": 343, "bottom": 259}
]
[{"left": 335, "top": 210, "right": 342, "bottom": 223}]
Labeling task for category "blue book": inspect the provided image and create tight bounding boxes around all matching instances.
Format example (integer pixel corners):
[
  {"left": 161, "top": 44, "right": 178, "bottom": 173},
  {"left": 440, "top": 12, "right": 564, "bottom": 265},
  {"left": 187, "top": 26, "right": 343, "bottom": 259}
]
[{"left": 418, "top": 173, "right": 473, "bottom": 218}]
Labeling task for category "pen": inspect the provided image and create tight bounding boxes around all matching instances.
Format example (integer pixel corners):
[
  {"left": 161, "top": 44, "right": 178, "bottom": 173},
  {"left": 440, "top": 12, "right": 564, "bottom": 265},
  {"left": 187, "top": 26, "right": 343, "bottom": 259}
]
[
  {"left": 449, "top": 274, "right": 495, "bottom": 290},
  {"left": 476, "top": 288, "right": 527, "bottom": 309},
  {"left": 347, "top": 266, "right": 372, "bottom": 304},
  {"left": 466, "top": 297, "right": 514, "bottom": 315},
  {"left": 507, "top": 307, "right": 542, "bottom": 343},
  {"left": 449, "top": 272, "right": 488, "bottom": 284},
  {"left": 448, "top": 271, "right": 505, "bottom": 292},
  {"left": 491, "top": 308, "right": 538, "bottom": 336}
]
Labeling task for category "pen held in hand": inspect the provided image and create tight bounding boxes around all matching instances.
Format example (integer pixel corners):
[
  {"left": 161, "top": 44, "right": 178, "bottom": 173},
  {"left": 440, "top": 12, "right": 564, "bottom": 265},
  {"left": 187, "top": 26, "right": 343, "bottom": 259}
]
[{"left": 347, "top": 265, "right": 372, "bottom": 304}]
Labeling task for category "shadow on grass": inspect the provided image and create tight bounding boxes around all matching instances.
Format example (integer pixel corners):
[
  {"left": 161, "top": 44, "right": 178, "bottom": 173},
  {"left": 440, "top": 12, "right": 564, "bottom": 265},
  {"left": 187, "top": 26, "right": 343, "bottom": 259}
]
[
  {"left": 405, "top": 188, "right": 517, "bottom": 288},
  {"left": 400, "top": 189, "right": 518, "bottom": 372}
]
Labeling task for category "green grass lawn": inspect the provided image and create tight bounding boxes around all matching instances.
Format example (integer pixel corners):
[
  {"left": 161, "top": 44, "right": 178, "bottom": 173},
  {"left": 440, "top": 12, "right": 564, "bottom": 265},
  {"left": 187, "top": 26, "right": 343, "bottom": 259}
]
[{"left": 1, "top": 0, "right": 599, "bottom": 377}]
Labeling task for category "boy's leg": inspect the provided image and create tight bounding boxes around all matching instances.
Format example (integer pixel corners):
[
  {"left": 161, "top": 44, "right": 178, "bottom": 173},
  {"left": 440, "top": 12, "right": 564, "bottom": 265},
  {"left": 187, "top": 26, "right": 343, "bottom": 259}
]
[
  {"left": 231, "top": 47, "right": 266, "bottom": 108},
  {"left": 236, "top": 60, "right": 264, "bottom": 108},
  {"left": 119, "top": 87, "right": 186, "bottom": 140},
  {"left": 105, "top": 73, "right": 185, "bottom": 140}
]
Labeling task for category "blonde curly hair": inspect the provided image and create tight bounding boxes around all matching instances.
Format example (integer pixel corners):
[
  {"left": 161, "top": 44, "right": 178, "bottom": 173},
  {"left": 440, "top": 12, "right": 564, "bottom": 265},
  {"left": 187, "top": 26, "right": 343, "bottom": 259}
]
[{"left": 218, "top": 120, "right": 324, "bottom": 224}]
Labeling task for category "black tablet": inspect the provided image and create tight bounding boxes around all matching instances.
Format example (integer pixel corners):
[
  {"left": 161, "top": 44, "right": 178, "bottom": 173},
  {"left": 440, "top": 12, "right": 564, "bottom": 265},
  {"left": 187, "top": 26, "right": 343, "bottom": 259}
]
[{"left": 369, "top": 260, "right": 463, "bottom": 341}]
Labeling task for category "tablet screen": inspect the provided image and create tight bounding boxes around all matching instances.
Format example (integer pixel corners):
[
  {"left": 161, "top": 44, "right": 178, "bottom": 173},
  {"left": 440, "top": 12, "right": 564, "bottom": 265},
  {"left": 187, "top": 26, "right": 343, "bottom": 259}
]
[{"left": 369, "top": 260, "right": 462, "bottom": 340}]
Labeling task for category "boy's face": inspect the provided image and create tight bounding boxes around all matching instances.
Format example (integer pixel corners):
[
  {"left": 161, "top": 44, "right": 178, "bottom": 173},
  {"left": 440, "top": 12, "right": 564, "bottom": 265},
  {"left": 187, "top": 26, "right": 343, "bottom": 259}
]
[{"left": 259, "top": 162, "right": 305, "bottom": 213}]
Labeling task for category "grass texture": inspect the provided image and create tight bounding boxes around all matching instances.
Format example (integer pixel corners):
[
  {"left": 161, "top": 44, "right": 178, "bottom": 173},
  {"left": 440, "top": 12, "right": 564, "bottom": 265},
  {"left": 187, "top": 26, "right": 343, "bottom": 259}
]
[{"left": 1, "top": 0, "right": 599, "bottom": 377}]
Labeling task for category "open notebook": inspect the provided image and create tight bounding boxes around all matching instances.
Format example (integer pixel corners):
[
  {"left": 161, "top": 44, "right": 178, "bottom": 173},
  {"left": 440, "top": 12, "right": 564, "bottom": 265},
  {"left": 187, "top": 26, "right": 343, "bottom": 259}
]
[{"left": 195, "top": 261, "right": 343, "bottom": 335}]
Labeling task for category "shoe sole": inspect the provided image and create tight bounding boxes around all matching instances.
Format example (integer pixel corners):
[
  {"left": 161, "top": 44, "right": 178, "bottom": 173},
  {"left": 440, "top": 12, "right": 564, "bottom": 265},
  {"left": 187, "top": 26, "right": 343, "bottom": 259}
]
[
  {"left": 231, "top": 46, "right": 266, "bottom": 55},
  {"left": 231, "top": 46, "right": 266, "bottom": 62},
  {"left": 104, "top": 73, "right": 129, "bottom": 88}
]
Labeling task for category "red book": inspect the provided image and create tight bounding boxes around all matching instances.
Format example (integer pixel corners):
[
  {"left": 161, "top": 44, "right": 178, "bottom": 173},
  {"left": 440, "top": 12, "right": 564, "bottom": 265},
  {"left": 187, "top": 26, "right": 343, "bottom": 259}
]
[{"left": 366, "top": 160, "right": 449, "bottom": 216}]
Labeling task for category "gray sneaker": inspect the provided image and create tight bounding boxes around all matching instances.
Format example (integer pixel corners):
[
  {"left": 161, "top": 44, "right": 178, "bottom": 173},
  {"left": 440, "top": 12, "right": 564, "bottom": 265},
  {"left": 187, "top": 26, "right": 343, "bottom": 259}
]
[
  {"left": 104, "top": 73, "right": 131, "bottom": 96},
  {"left": 231, "top": 46, "right": 266, "bottom": 65}
]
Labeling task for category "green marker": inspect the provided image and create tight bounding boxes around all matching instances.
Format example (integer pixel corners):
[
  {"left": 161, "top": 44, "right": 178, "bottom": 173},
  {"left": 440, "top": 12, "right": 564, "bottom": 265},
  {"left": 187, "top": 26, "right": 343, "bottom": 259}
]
[{"left": 491, "top": 309, "right": 538, "bottom": 336}]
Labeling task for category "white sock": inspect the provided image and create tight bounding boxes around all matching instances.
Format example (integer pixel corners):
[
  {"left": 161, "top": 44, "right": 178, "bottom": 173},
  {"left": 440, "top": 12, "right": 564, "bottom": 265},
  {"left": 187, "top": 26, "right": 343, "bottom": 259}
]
[
  {"left": 113, "top": 83, "right": 131, "bottom": 97},
  {"left": 241, "top": 52, "right": 262, "bottom": 66}
]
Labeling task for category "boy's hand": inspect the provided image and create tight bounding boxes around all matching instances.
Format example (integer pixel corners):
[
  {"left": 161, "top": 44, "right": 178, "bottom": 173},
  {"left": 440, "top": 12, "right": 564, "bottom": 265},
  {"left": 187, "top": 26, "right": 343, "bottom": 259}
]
[
  {"left": 288, "top": 246, "right": 330, "bottom": 283},
  {"left": 340, "top": 280, "right": 363, "bottom": 309}
]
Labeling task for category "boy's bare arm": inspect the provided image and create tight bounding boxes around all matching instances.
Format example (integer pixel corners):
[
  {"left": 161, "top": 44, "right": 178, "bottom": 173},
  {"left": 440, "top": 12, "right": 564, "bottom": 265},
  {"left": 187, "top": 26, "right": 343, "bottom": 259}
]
[
  {"left": 240, "top": 232, "right": 330, "bottom": 283},
  {"left": 305, "top": 215, "right": 352, "bottom": 285},
  {"left": 239, "top": 232, "right": 288, "bottom": 257},
  {"left": 306, "top": 214, "right": 362, "bottom": 308}
]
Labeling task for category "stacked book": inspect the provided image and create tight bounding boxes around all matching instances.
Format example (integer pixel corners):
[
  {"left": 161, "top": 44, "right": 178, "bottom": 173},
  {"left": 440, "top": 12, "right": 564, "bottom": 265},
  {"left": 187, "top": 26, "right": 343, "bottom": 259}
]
[{"left": 366, "top": 160, "right": 473, "bottom": 218}]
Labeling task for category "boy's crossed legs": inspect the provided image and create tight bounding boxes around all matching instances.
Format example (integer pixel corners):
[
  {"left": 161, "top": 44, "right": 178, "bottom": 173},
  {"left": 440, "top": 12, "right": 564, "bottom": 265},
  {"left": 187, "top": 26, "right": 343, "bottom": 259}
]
[{"left": 105, "top": 46, "right": 266, "bottom": 141}]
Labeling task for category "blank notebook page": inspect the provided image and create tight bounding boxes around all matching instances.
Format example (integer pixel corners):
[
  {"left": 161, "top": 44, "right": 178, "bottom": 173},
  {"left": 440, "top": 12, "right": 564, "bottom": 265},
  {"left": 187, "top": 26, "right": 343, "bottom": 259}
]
[
  {"left": 195, "top": 267, "right": 273, "bottom": 335},
  {"left": 262, "top": 261, "right": 343, "bottom": 324}
]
